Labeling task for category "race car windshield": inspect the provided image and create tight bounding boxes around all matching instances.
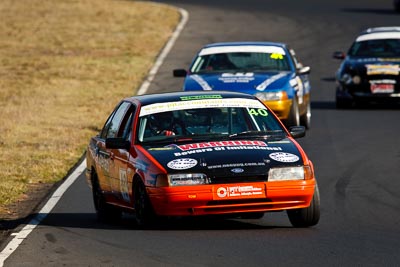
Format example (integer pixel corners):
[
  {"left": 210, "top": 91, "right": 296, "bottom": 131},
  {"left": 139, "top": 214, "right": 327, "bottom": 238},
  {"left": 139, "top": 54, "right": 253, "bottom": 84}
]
[
  {"left": 348, "top": 39, "right": 400, "bottom": 57},
  {"left": 137, "top": 105, "right": 284, "bottom": 143},
  {"left": 190, "top": 52, "right": 291, "bottom": 73}
]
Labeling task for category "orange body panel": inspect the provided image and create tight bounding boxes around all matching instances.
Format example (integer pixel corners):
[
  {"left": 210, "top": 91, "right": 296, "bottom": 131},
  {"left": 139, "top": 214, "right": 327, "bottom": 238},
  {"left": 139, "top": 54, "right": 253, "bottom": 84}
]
[{"left": 147, "top": 180, "right": 316, "bottom": 216}]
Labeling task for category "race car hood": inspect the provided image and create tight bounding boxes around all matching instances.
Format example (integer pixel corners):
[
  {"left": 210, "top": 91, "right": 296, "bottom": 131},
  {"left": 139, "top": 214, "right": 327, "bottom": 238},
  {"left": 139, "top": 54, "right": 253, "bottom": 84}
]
[
  {"left": 183, "top": 72, "right": 294, "bottom": 94},
  {"left": 343, "top": 57, "right": 400, "bottom": 76},
  {"left": 144, "top": 139, "right": 304, "bottom": 181}
]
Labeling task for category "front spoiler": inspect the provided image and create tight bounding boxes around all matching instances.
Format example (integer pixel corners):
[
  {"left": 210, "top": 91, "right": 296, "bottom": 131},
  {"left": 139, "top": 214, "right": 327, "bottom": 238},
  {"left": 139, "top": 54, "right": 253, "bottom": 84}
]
[{"left": 147, "top": 180, "right": 316, "bottom": 216}]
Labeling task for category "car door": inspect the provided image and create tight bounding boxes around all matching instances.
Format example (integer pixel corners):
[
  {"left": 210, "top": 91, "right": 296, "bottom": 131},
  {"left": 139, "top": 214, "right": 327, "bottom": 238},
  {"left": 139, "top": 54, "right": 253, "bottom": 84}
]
[
  {"left": 107, "top": 105, "right": 136, "bottom": 205},
  {"left": 96, "top": 101, "right": 132, "bottom": 203}
]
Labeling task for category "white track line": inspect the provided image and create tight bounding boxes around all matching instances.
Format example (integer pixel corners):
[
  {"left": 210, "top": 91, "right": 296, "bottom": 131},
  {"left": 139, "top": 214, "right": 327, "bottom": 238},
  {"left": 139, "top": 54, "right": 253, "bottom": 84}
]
[
  {"left": 0, "top": 162, "right": 85, "bottom": 265},
  {"left": 0, "top": 7, "right": 189, "bottom": 266},
  {"left": 137, "top": 8, "right": 189, "bottom": 95}
]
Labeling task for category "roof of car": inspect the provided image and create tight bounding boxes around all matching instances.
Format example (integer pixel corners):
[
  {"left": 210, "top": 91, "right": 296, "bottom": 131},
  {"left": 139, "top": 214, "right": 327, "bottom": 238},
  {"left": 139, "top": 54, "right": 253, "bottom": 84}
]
[
  {"left": 360, "top": 26, "right": 400, "bottom": 34},
  {"left": 198, "top": 42, "right": 288, "bottom": 56},
  {"left": 356, "top": 26, "right": 400, "bottom": 42},
  {"left": 126, "top": 91, "right": 256, "bottom": 106},
  {"left": 203, "top": 41, "right": 287, "bottom": 48}
]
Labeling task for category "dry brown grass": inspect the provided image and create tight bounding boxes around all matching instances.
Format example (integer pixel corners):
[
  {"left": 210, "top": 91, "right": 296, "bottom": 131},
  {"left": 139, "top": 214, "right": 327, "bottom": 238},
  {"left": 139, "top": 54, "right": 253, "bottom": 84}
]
[{"left": 0, "top": 0, "right": 180, "bottom": 214}]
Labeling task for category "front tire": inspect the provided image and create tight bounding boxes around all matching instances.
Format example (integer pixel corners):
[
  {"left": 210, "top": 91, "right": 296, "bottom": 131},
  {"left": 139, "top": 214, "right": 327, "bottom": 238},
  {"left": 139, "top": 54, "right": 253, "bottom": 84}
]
[
  {"left": 134, "top": 178, "right": 157, "bottom": 227},
  {"left": 287, "top": 184, "right": 320, "bottom": 228}
]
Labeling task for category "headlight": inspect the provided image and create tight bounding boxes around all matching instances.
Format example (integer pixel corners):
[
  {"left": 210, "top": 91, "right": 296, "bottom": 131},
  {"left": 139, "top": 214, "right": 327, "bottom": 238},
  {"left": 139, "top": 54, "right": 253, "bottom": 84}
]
[
  {"left": 341, "top": 73, "right": 353, "bottom": 85},
  {"left": 341, "top": 73, "right": 361, "bottom": 85},
  {"left": 268, "top": 166, "right": 313, "bottom": 181},
  {"left": 156, "top": 173, "right": 209, "bottom": 187},
  {"left": 352, "top": 75, "right": 361, "bottom": 84},
  {"left": 255, "top": 91, "right": 288, "bottom": 101}
]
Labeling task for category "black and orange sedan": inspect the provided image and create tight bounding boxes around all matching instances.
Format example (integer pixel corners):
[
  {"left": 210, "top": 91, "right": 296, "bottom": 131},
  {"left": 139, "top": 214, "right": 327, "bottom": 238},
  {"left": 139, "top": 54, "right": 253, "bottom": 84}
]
[{"left": 86, "top": 91, "right": 320, "bottom": 227}]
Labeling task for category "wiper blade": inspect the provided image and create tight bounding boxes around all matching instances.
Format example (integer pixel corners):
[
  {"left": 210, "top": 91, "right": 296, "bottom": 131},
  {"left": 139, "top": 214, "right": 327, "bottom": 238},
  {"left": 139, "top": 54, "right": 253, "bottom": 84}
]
[
  {"left": 141, "top": 133, "right": 229, "bottom": 145},
  {"left": 229, "top": 130, "right": 285, "bottom": 138}
]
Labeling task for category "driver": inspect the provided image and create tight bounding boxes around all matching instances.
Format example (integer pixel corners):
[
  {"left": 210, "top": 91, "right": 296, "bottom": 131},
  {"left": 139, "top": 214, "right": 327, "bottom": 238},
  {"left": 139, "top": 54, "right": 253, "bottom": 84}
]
[
  {"left": 208, "top": 53, "right": 236, "bottom": 70},
  {"left": 148, "top": 111, "right": 177, "bottom": 136}
]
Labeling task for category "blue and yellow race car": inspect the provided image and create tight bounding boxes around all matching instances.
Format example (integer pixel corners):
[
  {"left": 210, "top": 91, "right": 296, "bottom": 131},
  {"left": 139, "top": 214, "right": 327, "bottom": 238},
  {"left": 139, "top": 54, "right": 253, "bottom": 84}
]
[{"left": 173, "top": 42, "right": 312, "bottom": 128}]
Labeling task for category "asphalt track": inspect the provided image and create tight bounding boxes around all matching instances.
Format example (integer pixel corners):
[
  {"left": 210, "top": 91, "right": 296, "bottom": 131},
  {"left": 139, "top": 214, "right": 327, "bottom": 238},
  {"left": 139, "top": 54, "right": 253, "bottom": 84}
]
[{"left": 2, "top": 0, "right": 400, "bottom": 266}]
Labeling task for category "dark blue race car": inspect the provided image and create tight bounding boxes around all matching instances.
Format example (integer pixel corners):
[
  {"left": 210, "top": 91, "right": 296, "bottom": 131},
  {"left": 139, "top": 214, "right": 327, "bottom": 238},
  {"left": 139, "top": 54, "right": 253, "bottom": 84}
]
[
  {"left": 333, "top": 27, "right": 400, "bottom": 108},
  {"left": 173, "top": 42, "right": 312, "bottom": 128}
]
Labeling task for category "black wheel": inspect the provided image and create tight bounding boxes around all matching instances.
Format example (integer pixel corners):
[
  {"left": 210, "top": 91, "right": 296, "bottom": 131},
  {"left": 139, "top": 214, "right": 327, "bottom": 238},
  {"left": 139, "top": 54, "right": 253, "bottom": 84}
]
[
  {"left": 91, "top": 173, "right": 121, "bottom": 222},
  {"left": 300, "top": 100, "right": 311, "bottom": 129},
  {"left": 287, "top": 184, "right": 320, "bottom": 228},
  {"left": 134, "top": 178, "right": 157, "bottom": 227},
  {"left": 285, "top": 97, "right": 300, "bottom": 127}
]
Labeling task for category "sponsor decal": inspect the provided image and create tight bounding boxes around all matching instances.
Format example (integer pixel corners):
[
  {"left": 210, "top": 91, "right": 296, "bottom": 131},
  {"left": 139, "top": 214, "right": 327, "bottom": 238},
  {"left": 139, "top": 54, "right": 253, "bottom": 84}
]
[
  {"left": 366, "top": 64, "right": 400, "bottom": 75},
  {"left": 370, "top": 79, "right": 396, "bottom": 93},
  {"left": 256, "top": 73, "right": 287, "bottom": 91},
  {"left": 231, "top": 168, "right": 244, "bottom": 173},
  {"left": 133, "top": 159, "right": 148, "bottom": 172},
  {"left": 119, "top": 169, "right": 130, "bottom": 202},
  {"left": 139, "top": 98, "right": 265, "bottom": 116},
  {"left": 191, "top": 74, "right": 213, "bottom": 90},
  {"left": 269, "top": 152, "right": 299, "bottom": 163},
  {"left": 354, "top": 58, "right": 400, "bottom": 63},
  {"left": 248, "top": 108, "right": 269, "bottom": 117},
  {"left": 218, "top": 72, "right": 255, "bottom": 83},
  {"left": 215, "top": 185, "right": 265, "bottom": 199},
  {"left": 180, "top": 95, "right": 222, "bottom": 101},
  {"left": 178, "top": 140, "right": 267, "bottom": 151},
  {"left": 199, "top": 45, "right": 286, "bottom": 56},
  {"left": 167, "top": 158, "right": 198, "bottom": 170},
  {"left": 174, "top": 144, "right": 282, "bottom": 157},
  {"left": 208, "top": 162, "right": 265, "bottom": 170},
  {"left": 270, "top": 53, "right": 284, "bottom": 60}
]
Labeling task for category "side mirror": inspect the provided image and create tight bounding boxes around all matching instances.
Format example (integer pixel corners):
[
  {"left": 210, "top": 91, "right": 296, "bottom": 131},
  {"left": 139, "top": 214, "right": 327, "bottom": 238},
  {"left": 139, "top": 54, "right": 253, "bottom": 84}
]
[
  {"left": 333, "top": 51, "right": 345, "bottom": 60},
  {"left": 297, "top": 66, "right": 311, "bottom": 75},
  {"left": 106, "top": 138, "right": 130, "bottom": 150},
  {"left": 173, "top": 69, "right": 188, "bottom": 77},
  {"left": 289, "top": 126, "right": 306, "bottom": 139}
]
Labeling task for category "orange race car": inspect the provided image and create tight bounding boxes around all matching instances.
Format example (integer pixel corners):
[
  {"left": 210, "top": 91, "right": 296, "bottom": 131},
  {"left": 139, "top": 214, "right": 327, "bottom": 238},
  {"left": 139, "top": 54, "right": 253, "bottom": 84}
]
[{"left": 86, "top": 91, "right": 320, "bottom": 227}]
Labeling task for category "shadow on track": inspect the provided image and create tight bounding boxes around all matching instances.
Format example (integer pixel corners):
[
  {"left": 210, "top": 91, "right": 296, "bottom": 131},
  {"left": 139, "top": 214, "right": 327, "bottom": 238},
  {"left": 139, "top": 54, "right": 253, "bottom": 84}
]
[{"left": 24, "top": 212, "right": 293, "bottom": 231}]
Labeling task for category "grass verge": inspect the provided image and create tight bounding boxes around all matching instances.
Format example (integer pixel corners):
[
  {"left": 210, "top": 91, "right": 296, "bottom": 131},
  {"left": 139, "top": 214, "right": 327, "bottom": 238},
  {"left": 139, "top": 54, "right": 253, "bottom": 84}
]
[{"left": 0, "top": 0, "right": 180, "bottom": 216}]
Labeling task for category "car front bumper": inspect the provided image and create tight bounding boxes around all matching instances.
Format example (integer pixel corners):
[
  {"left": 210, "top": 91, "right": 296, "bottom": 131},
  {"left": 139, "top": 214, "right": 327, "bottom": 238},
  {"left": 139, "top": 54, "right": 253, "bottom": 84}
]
[
  {"left": 337, "top": 84, "right": 400, "bottom": 100},
  {"left": 147, "top": 179, "right": 316, "bottom": 216}
]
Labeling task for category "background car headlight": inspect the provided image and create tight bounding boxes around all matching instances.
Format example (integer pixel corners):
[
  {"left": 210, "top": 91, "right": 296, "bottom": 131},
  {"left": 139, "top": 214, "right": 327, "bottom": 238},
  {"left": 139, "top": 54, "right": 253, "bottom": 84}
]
[
  {"left": 352, "top": 75, "right": 361, "bottom": 84},
  {"left": 255, "top": 91, "right": 288, "bottom": 101},
  {"left": 268, "top": 166, "right": 313, "bottom": 181},
  {"left": 340, "top": 73, "right": 361, "bottom": 85},
  {"left": 157, "top": 173, "right": 209, "bottom": 187},
  {"left": 341, "top": 73, "right": 353, "bottom": 85}
]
